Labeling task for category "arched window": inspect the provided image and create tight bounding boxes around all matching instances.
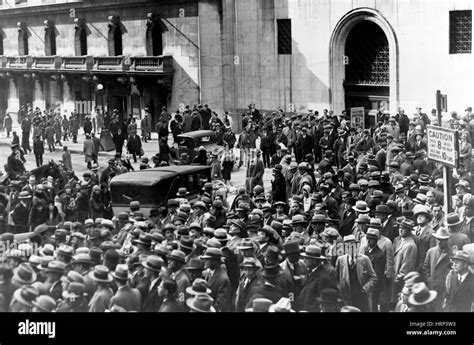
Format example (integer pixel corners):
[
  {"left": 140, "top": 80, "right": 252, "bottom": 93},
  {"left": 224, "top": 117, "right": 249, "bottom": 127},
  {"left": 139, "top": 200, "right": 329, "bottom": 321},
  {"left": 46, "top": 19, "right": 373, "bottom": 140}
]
[
  {"left": 74, "top": 18, "right": 87, "bottom": 56},
  {"left": 146, "top": 13, "right": 163, "bottom": 56},
  {"left": 17, "top": 22, "right": 28, "bottom": 55},
  {"left": 108, "top": 16, "right": 122, "bottom": 56},
  {"left": 44, "top": 20, "right": 56, "bottom": 56}
]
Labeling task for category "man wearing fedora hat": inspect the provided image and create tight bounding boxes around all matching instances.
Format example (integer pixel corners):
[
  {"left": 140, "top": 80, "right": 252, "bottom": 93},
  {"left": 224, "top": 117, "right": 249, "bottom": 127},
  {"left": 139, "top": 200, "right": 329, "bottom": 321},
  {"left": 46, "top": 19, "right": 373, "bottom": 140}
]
[
  {"left": 297, "top": 245, "right": 337, "bottom": 312},
  {"left": 316, "top": 288, "right": 342, "bottom": 312},
  {"left": 407, "top": 282, "right": 438, "bottom": 312},
  {"left": 422, "top": 227, "right": 453, "bottom": 311},
  {"left": 364, "top": 229, "right": 386, "bottom": 311},
  {"left": 43, "top": 260, "right": 66, "bottom": 301},
  {"left": 201, "top": 247, "right": 231, "bottom": 312},
  {"left": 11, "top": 191, "right": 31, "bottom": 234},
  {"left": 235, "top": 258, "right": 263, "bottom": 312},
  {"left": 249, "top": 263, "right": 285, "bottom": 305},
  {"left": 280, "top": 241, "right": 307, "bottom": 300},
  {"left": 109, "top": 264, "right": 141, "bottom": 312},
  {"left": 271, "top": 164, "right": 287, "bottom": 203},
  {"left": 140, "top": 255, "right": 166, "bottom": 312},
  {"left": 375, "top": 204, "right": 398, "bottom": 242},
  {"left": 392, "top": 219, "right": 418, "bottom": 304},
  {"left": 446, "top": 212, "right": 470, "bottom": 252},
  {"left": 88, "top": 265, "right": 114, "bottom": 312},
  {"left": 168, "top": 250, "right": 191, "bottom": 303},
  {"left": 444, "top": 250, "right": 474, "bottom": 312},
  {"left": 336, "top": 235, "right": 377, "bottom": 312}
]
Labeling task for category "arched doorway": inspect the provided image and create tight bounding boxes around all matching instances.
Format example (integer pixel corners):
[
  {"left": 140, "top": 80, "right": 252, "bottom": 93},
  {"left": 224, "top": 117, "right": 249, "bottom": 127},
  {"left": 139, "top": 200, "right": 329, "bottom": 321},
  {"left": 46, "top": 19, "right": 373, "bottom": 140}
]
[{"left": 329, "top": 8, "right": 399, "bottom": 118}]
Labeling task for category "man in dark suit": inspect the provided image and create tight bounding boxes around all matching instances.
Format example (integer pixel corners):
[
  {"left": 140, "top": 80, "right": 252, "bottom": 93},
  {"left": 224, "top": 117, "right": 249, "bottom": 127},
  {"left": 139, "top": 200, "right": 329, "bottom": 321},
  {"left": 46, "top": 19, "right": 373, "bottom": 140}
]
[
  {"left": 11, "top": 191, "right": 31, "bottom": 233},
  {"left": 235, "top": 258, "right": 263, "bottom": 312},
  {"left": 423, "top": 228, "right": 453, "bottom": 312},
  {"left": 202, "top": 248, "right": 231, "bottom": 312},
  {"left": 168, "top": 250, "right": 191, "bottom": 304},
  {"left": 110, "top": 264, "right": 141, "bottom": 311},
  {"left": 297, "top": 245, "right": 337, "bottom": 312},
  {"left": 318, "top": 150, "right": 334, "bottom": 175},
  {"left": 339, "top": 198, "right": 357, "bottom": 237},
  {"left": 364, "top": 229, "right": 386, "bottom": 312},
  {"left": 140, "top": 256, "right": 165, "bottom": 312},
  {"left": 320, "top": 183, "right": 339, "bottom": 220},
  {"left": 375, "top": 205, "right": 398, "bottom": 242},
  {"left": 443, "top": 250, "right": 474, "bottom": 312},
  {"left": 279, "top": 241, "right": 307, "bottom": 301}
]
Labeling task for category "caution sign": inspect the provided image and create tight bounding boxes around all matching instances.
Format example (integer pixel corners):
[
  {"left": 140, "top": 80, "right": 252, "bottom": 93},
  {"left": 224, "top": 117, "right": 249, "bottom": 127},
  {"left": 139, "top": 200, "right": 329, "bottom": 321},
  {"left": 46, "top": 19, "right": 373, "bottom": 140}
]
[{"left": 426, "top": 125, "right": 459, "bottom": 168}]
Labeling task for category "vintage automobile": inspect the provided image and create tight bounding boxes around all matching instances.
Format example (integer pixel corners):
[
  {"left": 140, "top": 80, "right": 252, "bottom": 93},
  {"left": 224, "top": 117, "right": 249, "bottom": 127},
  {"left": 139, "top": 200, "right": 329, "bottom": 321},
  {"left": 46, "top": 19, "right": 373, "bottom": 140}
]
[
  {"left": 109, "top": 165, "right": 212, "bottom": 217},
  {"left": 175, "top": 130, "right": 224, "bottom": 163}
]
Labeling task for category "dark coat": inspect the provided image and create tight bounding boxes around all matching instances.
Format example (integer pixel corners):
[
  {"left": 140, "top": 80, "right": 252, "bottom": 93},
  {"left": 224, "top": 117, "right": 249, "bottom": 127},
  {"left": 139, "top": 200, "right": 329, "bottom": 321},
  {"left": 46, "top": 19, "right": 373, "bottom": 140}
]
[
  {"left": 109, "top": 285, "right": 141, "bottom": 312},
  {"left": 206, "top": 266, "right": 231, "bottom": 312},
  {"left": 12, "top": 202, "right": 29, "bottom": 232},
  {"left": 323, "top": 195, "right": 340, "bottom": 220},
  {"left": 381, "top": 217, "right": 398, "bottom": 242},
  {"left": 365, "top": 245, "right": 386, "bottom": 296},
  {"left": 127, "top": 135, "right": 142, "bottom": 155},
  {"left": 141, "top": 277, "right": 163, "bottom": 312},
  {"left": 444, "top": 271, "right": 474, "bottom": 312},
  {"left": 159, "top": 299, "right": 185, "bottom": 312},
  {"left": 272, "top": 172, "right": 287, "bottom": 203},
  {"left": 221, "top": 247, "right": 240, "bottom": 298},
  {"left": 280, "top": 259, "right": 307, "bottom": 300},
  {"left": 235, "top": 275, "right": 263, "bottom": 312},
  {"left": 296, "top": 262, "right": 338, "bottom": 312},
  {"left": 339, "top": 210, "right": 357, "bottom": 237},
  {"left": 33, "top": 138, "right": 44, "bottom": 155},
  {"left": 423, "top": 246, "right": 452, "bottom": 311}
]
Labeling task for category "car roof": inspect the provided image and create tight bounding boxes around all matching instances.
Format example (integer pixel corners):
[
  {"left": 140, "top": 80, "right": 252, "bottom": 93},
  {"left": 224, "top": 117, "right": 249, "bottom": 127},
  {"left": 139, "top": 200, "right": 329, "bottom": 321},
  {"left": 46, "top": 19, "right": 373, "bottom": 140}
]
[
  {"left": 110, "top": 165, "right": 211, "bottom": 186},
  {"left": 177, "top": 130, "right": 215, "bottom": 139}
]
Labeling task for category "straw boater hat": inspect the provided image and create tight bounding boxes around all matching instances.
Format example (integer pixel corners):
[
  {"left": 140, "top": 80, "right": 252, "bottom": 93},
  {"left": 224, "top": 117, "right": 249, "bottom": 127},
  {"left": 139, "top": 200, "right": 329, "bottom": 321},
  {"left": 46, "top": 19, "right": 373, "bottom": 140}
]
[
  {"left": 88, "top": 265, "right": 113, "bottom": 283},
  {"left": 186, "top": 293, "right": 216, "bottom": 312}
]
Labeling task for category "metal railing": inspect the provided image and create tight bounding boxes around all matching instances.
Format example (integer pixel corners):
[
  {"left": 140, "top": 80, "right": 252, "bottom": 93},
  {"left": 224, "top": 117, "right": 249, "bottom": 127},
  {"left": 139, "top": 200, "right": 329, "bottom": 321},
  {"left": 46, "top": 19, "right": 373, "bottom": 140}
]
[{"left": 131, "top": 55, "right": 173, "bottom": 72}]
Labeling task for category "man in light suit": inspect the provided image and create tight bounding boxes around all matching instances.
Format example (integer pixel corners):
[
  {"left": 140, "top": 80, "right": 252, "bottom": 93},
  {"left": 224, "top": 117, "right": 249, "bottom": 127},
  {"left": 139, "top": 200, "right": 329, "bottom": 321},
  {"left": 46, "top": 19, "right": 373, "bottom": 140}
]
[
  {"left": 279, "top": 241, "right": 307, "bottom": 301},
  {"left": 110, "top": 264, "right": 141, "bottom": 312},
  {"left": 202, "top": 248, "right": 231, "bottom": 312},
  {"left": 423, "top": 228, "right": 453, "bottom": 312},
  {"left": 443, "top": 250, "right": 474, "bottom": 312},
  {"left": 392, "top": 219, "right": 418, "bottom": 304},
  {"left": 336, "top": 235, "right": 377, "bottom": 312}
]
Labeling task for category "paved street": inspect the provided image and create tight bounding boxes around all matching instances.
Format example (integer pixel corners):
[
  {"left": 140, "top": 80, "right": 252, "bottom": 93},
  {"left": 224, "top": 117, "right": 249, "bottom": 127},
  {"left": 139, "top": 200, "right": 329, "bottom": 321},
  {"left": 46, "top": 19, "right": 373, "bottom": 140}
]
[{"left": 0, "top": 123, "right": 272, "bottom": 191}]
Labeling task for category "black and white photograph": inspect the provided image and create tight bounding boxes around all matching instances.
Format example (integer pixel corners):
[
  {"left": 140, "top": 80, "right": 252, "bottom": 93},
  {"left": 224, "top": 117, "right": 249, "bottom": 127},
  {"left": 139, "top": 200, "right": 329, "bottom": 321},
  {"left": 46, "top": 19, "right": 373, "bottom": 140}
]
[{"left": 0, "top": 0, "right": 471, "bottom": 343}]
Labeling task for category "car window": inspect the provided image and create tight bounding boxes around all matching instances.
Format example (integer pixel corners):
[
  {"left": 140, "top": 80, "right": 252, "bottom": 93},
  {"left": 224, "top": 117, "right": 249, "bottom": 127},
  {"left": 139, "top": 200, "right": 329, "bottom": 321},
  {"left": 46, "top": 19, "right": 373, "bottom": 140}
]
[{"left": 200, "top": 136, "right": 211, "bottom": 144}]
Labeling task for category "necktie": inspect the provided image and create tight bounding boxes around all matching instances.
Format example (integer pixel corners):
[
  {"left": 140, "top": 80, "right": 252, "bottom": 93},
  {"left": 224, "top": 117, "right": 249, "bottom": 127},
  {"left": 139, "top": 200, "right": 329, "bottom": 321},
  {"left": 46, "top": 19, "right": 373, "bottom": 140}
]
[
  {"left": 244, "top": 278, "right": 250, "bottom": 289},
  {"left": 458, "top": 275, "right": 462, "bottom": 285}
]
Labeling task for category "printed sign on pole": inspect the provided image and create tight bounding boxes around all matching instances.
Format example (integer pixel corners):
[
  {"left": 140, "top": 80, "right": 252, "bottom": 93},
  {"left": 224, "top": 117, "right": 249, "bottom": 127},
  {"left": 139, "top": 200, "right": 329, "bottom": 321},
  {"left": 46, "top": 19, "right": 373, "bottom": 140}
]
[{"left": 426, "top": 125, "right": 458, "bottom": 168}]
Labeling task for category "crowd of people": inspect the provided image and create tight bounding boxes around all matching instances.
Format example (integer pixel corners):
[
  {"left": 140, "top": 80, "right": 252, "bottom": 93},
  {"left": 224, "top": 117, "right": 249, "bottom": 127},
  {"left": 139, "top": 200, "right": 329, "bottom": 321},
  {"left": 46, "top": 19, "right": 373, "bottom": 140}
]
[{"left": 0, "top": 102, "right": 473, "bottom": 313}]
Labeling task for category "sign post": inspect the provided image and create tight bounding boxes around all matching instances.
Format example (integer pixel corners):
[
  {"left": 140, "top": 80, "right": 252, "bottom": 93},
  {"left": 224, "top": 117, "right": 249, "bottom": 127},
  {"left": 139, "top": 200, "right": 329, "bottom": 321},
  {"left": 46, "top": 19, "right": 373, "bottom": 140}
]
[
  {"left": 436, "top": 90, "right": 447, "bottom": 127},
  {"left": 350, "top": 107, "right": 365, "bottom": 129},
  {"left": 426, "top": 125, "right": 459, "bottom": 217}
]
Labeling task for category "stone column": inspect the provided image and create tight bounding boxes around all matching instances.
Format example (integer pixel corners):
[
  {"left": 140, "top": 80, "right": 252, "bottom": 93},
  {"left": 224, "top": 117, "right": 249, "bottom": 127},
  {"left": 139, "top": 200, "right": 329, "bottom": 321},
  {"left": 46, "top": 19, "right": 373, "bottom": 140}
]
[
  {"left": 7, "top": 79, "right": 19, "bottom": 122},
  {"left": 33, "top": 79, "right": 45, "bottom": 110},
  {"left": 62, "top": 80, "right": 75, "bottom": 113}
]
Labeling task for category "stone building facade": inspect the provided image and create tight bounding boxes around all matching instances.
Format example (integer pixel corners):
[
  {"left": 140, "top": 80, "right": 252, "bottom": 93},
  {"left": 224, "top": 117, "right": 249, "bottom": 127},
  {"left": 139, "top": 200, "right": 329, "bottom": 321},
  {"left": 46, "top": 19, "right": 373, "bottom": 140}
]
[{"left": 0, "top": 0, "right": 472, "bottom": 124}]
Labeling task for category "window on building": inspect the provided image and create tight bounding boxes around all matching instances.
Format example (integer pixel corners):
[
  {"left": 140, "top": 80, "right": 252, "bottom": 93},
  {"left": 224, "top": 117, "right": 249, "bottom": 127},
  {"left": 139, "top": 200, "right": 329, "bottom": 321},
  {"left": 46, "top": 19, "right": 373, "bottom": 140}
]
[
  {"left": 18, "top": 27, "right": 28, "bottom": 55},
  {"left": 146, "top": 16, "right": 163, "bottom": 56},
  {"left": 450, "top": 10, "right": 472, "bottom": 54},
  {"left": 44, "top": 23, "right": 56, "bottom": 56},
  {"left": 75, "top": 25, "right": 87, "bottom": 56},
  {"left": 277, "top": 19, "right": 292, "bottom": 55},
  {"left": 15, "top": 0, "right": 27, "bottom": 4}
]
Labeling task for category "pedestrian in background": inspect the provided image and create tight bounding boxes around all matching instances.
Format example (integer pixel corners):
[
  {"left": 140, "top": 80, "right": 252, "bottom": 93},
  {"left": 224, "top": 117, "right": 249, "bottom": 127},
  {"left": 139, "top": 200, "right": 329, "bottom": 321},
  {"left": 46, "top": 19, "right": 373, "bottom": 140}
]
[{"left": 33, "top": 135, "right": 44, "bottom": 168}]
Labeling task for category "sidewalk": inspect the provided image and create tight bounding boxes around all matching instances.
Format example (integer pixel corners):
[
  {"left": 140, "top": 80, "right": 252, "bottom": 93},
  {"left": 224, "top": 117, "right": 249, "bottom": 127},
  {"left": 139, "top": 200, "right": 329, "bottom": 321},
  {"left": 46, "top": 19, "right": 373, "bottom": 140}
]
[{"left": 0, "top": 123, "right": 161, "bottom": 157}]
